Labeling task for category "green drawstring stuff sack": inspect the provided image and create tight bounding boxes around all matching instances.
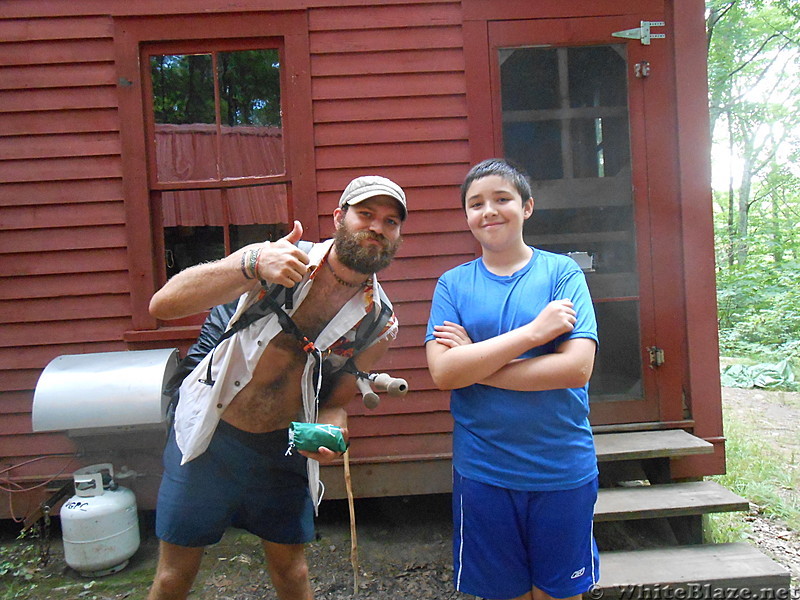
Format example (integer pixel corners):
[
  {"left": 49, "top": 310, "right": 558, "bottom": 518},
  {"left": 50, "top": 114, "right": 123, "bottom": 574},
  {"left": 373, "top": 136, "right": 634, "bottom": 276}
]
[{"left": 287, "top": 422, "right": 347, "bottom": 455}]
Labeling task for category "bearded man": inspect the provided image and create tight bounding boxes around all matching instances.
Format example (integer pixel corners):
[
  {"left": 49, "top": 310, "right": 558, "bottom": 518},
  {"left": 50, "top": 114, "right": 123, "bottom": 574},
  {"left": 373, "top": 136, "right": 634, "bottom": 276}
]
[{"left": 146, "top": 176, "right": 407, "bottom": 600}]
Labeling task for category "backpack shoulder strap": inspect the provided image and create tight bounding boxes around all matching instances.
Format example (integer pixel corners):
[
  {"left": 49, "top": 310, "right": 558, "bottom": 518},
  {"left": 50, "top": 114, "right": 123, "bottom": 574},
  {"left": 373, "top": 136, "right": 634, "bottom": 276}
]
[{"left": 350, "top": 285, "right": 394, "bottom": 355}]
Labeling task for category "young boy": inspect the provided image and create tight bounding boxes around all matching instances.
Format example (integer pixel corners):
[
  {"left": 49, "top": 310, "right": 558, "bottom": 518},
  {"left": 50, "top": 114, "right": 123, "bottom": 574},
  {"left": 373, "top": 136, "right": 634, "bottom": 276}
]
[{"left": 425, "top": 158, "right": 600, "bottom": 600}]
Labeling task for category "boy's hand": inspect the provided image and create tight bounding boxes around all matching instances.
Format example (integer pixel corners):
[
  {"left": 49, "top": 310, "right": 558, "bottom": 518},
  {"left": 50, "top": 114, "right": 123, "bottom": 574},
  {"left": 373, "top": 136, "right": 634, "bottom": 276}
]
[
  {"left": 528, "top": 299, "right": 576, "bottom": 345},
  {"left": 256, "top": 220, "right": 311, "bottom": 286},
  {"left": 433, "top": 321, "right": 473, "bottom": 348}
]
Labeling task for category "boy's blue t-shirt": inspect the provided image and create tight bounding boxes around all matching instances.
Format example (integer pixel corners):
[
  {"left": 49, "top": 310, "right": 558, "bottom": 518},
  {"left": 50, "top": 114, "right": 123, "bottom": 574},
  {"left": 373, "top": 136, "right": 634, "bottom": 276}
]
[{"left": 425, "top": 248, "right": 599, "bottom": 491}]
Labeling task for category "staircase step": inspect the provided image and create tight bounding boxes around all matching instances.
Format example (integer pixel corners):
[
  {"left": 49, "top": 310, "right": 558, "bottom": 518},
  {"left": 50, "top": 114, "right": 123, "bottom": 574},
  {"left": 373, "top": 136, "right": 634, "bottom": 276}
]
[
  {"left": 595, "top": 430, "right": 713, "bottom": 462},
  {"left": 595, "top": 480, "right": 749, "bottom": 522},
  {"left": 596, "top": 543, "right": 790, "bottom": 596}
]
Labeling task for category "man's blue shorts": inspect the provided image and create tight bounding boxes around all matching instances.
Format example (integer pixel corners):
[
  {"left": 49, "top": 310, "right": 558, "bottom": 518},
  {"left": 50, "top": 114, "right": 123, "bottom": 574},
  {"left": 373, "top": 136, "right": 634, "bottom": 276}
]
[
  {"left": 452, "top": 469, "right": 600, "bottom": 599},
  {"left": 156, "top": 420, "right": 315, "bottom": 547}
]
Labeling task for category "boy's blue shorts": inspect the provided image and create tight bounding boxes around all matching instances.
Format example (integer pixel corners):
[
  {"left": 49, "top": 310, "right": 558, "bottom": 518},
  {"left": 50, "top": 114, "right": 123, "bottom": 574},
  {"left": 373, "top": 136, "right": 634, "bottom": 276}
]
[
  {"left": 452, "top": 469, "right": 600, "bottom": 599},
  {"left": 156, "top": 420, "right": 314, "bottom": 547}
]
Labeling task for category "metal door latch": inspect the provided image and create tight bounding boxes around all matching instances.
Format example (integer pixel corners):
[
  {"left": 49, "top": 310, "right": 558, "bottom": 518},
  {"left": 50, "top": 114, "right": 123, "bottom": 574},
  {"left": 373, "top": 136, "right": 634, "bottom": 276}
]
[
  {"left": 612, "top": 21, "right": 666, "bottom": 45},
  {"left": 647, "top": 346, "right": 665, "bottom": 368}
]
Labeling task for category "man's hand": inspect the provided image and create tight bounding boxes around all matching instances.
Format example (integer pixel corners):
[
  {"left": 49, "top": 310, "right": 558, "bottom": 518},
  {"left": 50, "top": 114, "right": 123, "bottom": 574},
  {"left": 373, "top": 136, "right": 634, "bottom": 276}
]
[
  {"left": 299, "top": 442, "right": 348, "bottom": 464},
  {"left": 299, "top": 407, "right": 349, "bottom": 464},
  {"left": 255, "top": 220, "right": 311, "bottom": 287}
]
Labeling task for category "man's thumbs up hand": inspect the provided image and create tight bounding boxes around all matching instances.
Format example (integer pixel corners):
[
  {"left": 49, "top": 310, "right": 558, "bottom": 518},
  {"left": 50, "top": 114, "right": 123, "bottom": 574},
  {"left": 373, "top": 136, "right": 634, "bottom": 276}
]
[
  {"left": 256, "top": 220, "right": 310, "bottom": 287},
  {"left": 283, "top": 220, "right": 303, "bottom": 245}
]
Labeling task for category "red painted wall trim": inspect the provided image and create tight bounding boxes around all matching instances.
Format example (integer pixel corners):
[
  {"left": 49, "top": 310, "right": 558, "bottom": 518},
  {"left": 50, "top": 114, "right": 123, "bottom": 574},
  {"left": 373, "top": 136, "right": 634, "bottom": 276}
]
[{"left": 668, "top": 0, "right": 724, "bottom": 458}]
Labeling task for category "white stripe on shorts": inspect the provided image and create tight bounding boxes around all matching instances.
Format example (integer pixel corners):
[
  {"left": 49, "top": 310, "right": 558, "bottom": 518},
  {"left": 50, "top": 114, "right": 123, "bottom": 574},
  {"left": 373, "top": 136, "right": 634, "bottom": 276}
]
[{"left": 456, "top": 486, "right": 465, "bottom": 590}]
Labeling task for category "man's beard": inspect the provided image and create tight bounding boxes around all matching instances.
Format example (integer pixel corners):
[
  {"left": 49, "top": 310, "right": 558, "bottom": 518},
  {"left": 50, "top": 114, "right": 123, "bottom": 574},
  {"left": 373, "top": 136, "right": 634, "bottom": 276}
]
[{"left": 334, "top": 224, "right": 401, "bottom": 275}]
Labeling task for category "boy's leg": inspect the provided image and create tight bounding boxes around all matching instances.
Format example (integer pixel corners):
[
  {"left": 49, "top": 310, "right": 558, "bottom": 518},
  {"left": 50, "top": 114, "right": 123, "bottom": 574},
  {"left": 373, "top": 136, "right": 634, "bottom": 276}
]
[
  {"left": 261, "top": 540, "right": 313, "bottom": 600},
  {"left": 147, "top": 541, "right": 204, "bottom": 600},
  {"left": 532, "top": 587, "right": 582, "bottom": 600},
  {"left": 452, "top": 469, "right": 533, "bottom": 599},
  {"left": 527, "top": 477, "right": 599, "bottom": 599}
]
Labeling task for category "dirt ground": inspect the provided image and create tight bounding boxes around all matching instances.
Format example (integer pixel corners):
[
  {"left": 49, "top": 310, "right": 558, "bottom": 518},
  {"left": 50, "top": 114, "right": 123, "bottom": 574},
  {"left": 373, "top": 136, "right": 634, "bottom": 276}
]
[{"left": 3, "top": 386, "right": 799, "bottom": 600}]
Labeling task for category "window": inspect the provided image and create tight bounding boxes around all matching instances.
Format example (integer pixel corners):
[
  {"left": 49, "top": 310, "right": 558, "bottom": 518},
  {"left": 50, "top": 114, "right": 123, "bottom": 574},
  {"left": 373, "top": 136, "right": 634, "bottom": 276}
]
[
  {"left": 115, "top": 12, "right": 315, "bottom": 333},
  {"left": 144, "top": 43, "right": 290, "bottom": 281}
]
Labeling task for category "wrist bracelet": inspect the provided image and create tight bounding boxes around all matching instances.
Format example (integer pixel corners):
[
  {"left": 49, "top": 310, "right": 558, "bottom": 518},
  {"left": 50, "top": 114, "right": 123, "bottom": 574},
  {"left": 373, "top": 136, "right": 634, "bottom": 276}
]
[
  {"left": 240, "top": 250, "right": 254, "bottom": 280},
  {"left": 248, "top": 247, "right": 261, "bottom": 280}
]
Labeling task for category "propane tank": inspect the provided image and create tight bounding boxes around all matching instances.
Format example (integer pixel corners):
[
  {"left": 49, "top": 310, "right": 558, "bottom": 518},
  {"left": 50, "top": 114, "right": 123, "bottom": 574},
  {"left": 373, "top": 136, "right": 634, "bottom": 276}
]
[{"left": 60, "top": 463, "right": 140, "bottom": 577}]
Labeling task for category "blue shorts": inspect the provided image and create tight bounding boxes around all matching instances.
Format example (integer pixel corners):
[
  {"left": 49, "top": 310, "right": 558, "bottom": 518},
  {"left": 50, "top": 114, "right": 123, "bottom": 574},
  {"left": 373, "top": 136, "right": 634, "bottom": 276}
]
[
  {"left": 452, "top": 469, "right": 600, "bottom": 599},
  {"left": 155, "top": 420, "right": 315, "bottom": 547}
]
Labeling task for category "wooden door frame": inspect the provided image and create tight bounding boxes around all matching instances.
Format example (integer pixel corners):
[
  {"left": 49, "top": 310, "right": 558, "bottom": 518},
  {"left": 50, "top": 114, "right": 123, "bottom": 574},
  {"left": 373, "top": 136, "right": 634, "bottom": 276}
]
[{"left": 463, "top": 9, "right": 691, "bottom": 427}]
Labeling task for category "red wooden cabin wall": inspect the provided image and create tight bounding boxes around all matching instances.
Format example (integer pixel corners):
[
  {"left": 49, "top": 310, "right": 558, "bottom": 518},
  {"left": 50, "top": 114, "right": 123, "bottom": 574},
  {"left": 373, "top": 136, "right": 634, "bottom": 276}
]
[
  {"left": 0, "top": 13, "right": 129, "bottom": 518},
  {"left": 0, "top": 0, "right": 721, "bottom": 518},
  {"left": 0, "top": 0, "right": 475, "bottom": 518}
]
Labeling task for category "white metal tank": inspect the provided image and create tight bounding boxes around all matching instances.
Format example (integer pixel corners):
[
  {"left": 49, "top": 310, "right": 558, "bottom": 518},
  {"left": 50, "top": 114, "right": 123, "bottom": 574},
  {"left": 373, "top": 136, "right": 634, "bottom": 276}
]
[{"left": 60, "top": 464, "right": 140, "bottom": 577}]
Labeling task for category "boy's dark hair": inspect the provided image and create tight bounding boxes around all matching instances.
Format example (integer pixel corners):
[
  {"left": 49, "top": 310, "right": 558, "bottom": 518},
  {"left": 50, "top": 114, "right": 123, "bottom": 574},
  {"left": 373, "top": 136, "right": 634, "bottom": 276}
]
[{"left": 460, "top": 158, "right": 533, "bottom": 208}]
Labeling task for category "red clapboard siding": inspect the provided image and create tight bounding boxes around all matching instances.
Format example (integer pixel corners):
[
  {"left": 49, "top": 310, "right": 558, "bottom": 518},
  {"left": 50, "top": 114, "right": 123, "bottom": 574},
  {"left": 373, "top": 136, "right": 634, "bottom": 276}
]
[
  {"left": 312, "top": 48, "right": 464, "bottom": 77},
  {"left": 0, "top": 63, "right": 116, "bottom": 90},
  {"left": 0, "top": 272, "right": 130, "bottom": 300},
  {"left": 0, "top": 133, "right": 121, "bottom": 161},
  {"left": 379, "top": 253, "right": 473, "bottom": 283},
  {"left": 0, "top": 248, "right": 128, "bottom": 276},
  {"left": 380, "top": 279, "right": 438, "bottom": 303},
  {"left": 0, "top": 341, "right": 127, "bottom": 372},
  {"left": 316, "top": 164, "right": 468, "bottom": 192},
  {"left": 0, "top": 413, "right": 35, "bottom": 436},
  {"left": 314, "top": 95, "right": 467, "bottom": 123},
  {"left": 0, "top": 86, "right": 117, "bottom": 112},
  {"left": 310, "top": 25, "right": 462, "bottom": 54},
  {"left": 349, "top": 411, "right": 453, "bottom": 438},
  {"left": 2, "top": 318, "right": 133, "bottom": 348},
  {"left": 0, "top": 391, "right": 35, "bottom": 415},
  {"left": 315, "top": 117, "right": 469, "bottom": 145},
  {"left": 0, "top": 39, "right": 114, "bottom": 67},
  {"left": 0, "top": 433, "right": 77, "bottom": 457},
  {"left": 318, "top": 186, "right": 465, "bottom": 216},
  {"left": 347, "top": 432, "right": 452, "bottom": 461},
  {"left": 0, "top": 455, "right": 79, "bottom": 480},
  {"left": 0, "top": 16, "right": 113, "bottom": 42},
  {"left": 0, "top": 179, "right": 123, "bottom": 207},
  {"left": 313, "top": 71, "right": 466, "bottom": 101},
  {"left": 0, "top": 156, "right": 123, "bottom": 183},
  {"left": 0, "top": 294, "right": 131, "bottom": 324},
  {"left": 0, "top": 225, "right": 126, "bottom": 253},
  {"left": 0, "top": 108, "right": 120, "bottom": 137},
  {"left": 316, "top": 140, "right": 468, "bottom": 169},
  {"left": 308, "top": 2, "right": 462, "bottom": 31},
  {"left": 0, "top": 201, "right": 125, "bottom": 230},
  {"left": 346, "top": 389, "right": 450, "bottom": 418}
]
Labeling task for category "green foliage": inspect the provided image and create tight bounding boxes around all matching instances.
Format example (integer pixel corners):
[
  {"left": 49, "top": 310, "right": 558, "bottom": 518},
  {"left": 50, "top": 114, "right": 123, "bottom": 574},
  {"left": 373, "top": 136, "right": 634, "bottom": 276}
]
[
  {"left": 708, "top": 398, "right": 800, "bottom": 544},
  {"left": 716, "top": 257, "right": 800, "bottom": 359},
  {"left": 709, "top": 0, "right": 800, "bottom": 362},
  {"left": 150, "top": 49, "right": 281, "bottom": 127},
  {"left": 0, "top": 529, "right": 39, "bottom": 599}
]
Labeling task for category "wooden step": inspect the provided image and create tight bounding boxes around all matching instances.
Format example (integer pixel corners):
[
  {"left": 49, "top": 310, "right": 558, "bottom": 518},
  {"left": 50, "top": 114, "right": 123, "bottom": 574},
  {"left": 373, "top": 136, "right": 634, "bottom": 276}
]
[
  {"left": 594, "top": 480, "right": 749, "bottom": 522},
  {"left": 596, "top": 543, "right": 790, "bottom": 596},
  {"left": 595, "top": 430, "right": 713, "bottom": 462}
]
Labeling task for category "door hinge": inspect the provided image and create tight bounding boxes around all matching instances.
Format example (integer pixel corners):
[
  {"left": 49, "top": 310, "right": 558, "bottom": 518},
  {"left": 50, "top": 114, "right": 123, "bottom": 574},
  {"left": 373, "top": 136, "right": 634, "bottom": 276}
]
[
  {"left": 647, "top": 346, "right": 665, "bottom": 368},
  {"left": 612, "top": 21, "right": 666, "bottom": 45}
]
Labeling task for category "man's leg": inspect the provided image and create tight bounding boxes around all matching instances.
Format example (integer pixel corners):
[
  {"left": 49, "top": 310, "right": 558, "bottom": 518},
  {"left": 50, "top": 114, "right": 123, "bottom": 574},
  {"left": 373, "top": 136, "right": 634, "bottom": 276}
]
[
  {"left": 261, "top": 540, "right": 313, "bottom": 600},
  {"left": 147, "top": 540, "right": 204, "bottom": 600}
]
